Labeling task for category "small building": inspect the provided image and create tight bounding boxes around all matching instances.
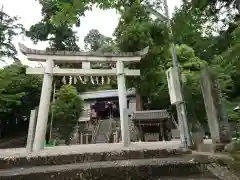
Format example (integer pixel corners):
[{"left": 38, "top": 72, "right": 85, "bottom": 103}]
[{"left": 131, "top": 110, "right": 173, "bottom": 142}]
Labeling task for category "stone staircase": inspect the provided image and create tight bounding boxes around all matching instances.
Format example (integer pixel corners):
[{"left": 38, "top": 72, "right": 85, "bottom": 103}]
[
  {"left": 92, "top": 119, "right": 113, "bottom": 144},
  {"left": 0, "top": 145, "right": 221, "bottom": 180}
]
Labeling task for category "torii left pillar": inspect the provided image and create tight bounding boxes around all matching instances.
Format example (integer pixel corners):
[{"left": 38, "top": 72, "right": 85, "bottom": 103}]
[
  {"left": 33, "top": 59, "right": 54, "bottom": 152},
  {"left": 117, "top": 61, "right": 130, "bottom": 146}
]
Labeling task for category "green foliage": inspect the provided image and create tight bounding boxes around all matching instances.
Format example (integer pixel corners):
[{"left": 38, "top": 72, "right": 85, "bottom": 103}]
[
  {"left": 211, "top": 25, "right": 240, "bottom": 122},
  {"left": 48, "top": 0, "right": 166, "bottom": 25},
  {"left": 113, "top": 2, "right": 209, "bottom": 125},
  {"left": 26, "top": 0, "right": 79, "bottom": 51},
  {"left": 172, "top": 0, "right": 238, "bottom": 63},
  {"left": 190, "top": 0, "right": 237, "bottom": 13},
  {"left": 0, "top": 64, "right": 42, "bottom": 120},
  {"left": 84, "top": 29, "right": 117, "bottom": 52},
  {"left": 172, "top": 3, "right": 217, "bottom": 62},
  {"left": 0, "top": 9, "right": 24, "bottom": 62},
  {"left": 51, "top": 85, "right": 83, "bottom": 143},
  {"left": 51, "top": 0, "right": 91, "bottom": 26},
  {"left": 113, "top": 3, "right": 169, "bottom": 104},
  {"left": 169, "top": 0, "right": 240, "bottom": 123},
  {"left": 50, "top": 0, "right": 125, "bottom": 25},
  {"left": 174, "top": 45, "right": 208, "bottom": 124}
]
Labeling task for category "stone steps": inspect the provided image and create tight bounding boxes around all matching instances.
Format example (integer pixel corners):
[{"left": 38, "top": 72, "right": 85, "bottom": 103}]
[
  {"left": 0, "top": 143, "right": 224, "bottom": 179},
  {"left": 95, "top": 119, "right": 113, "bottom": 143},
  {"left": 0, "top": 147, "right": 191, "bottom": 169},
  {"left": 0, "top": 157, "right": 218, "bottom": 180}
]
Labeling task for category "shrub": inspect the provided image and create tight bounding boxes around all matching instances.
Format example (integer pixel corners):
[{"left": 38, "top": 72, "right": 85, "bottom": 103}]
[{"left": 51, "top": 85, "right": 83, "bottom": 144}]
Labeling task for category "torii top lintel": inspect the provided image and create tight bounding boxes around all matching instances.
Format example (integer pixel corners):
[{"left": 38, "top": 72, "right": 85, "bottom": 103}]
[{"left": 18, "top": 43, "right": 149, "bottom": 63}]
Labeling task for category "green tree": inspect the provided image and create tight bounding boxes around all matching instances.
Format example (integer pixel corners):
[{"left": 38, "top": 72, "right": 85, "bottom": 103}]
[
  {"left": 26, "top": 0, "right": 79, "bottom": 51},
  {"left": 0, "top": 9, "right": 24, "bottom": 62},
  {"left": 84, "top": 29, "right": 115, "bottom": 52},
  {"left": 175, "top": 44, "right": 208, "bottom": 124},
  {"left": 171, "top": 0, "right": 237, "bottom": 62},
  {"left": 171, "top": 0, "right": 240, "bottom": 124},
  {"left": 51, "top": 85, "right": 83, "bottom": 144},
  {"left": 212, "top": 25, "right": 240, "bottom": 122},
  {"left": 0, "top": 64, "right": 42, "bottom": 137},
  {"left": 84, "top": 29, "right": 118, "bottom": 53},
  {"left": 171, "top": 3, "right": 215, "bottom": 61},
  {"left": 113, "top": 2, "right": 210, "bottom": 125},
  {"left": 114, "top": 3, "right": 169, "bottom": 107}
]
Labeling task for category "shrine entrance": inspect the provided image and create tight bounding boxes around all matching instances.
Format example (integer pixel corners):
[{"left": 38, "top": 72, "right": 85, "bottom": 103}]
[
  {"left": 92, "top": 100, "right": 119, "bottom": 120},
  {"left": 19, "top": 43, "right": 148, "bottom": 152}
]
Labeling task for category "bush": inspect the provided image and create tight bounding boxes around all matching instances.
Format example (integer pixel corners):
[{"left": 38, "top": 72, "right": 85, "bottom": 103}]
[{"left": 51, "top": 85, "right": 83, "bottom": 144}]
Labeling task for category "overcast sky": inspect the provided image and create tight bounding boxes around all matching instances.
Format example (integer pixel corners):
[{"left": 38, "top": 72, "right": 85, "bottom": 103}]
[{"left": 2, "top": 0, "right": 182, "bottom": 64}]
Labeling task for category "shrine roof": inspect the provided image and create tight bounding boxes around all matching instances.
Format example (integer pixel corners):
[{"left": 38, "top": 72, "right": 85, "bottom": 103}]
[
  {"left": 19, "top": 43, "right": 149, "bottom": 57},
  {"left": 131, "top": 110, "right": 170, "bottom": 120}
]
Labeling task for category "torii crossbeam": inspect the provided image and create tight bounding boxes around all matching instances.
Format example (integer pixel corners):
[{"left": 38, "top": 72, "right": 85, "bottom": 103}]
[{"left": 19, "top": 43, "right": 148, "bottom": 152}]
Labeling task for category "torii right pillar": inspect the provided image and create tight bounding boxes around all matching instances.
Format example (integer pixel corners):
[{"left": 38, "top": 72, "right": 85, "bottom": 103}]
[{"left": 200, "top": 67, "right": 231, "bottom": 148}]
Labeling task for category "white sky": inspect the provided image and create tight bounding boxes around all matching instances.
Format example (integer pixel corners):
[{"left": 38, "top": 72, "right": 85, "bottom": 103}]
[{"left": 2, "top": 0, "right": 181, "bottom": 65}]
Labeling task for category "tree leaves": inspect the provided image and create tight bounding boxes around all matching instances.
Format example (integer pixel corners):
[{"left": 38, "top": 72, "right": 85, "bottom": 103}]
[
  {"left": 0, "top": 10, "right": 24, "bottom": 62},
  {"left": 0, "top": 65, "right": 42, "bottom": 119},
  {"left": 84, "top": 29, "right": 114, "bottom": 52},
  {"left": 26, "top": 1, "right": 80, "bottom": 51},
  {"left": 51, "top": 85, "right": 83, "bottom": 143}
]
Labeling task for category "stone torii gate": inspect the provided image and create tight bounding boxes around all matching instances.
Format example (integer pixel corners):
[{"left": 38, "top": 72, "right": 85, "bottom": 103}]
[{"left": 19, "top": 43, "right": 148, "bottom": 152}]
